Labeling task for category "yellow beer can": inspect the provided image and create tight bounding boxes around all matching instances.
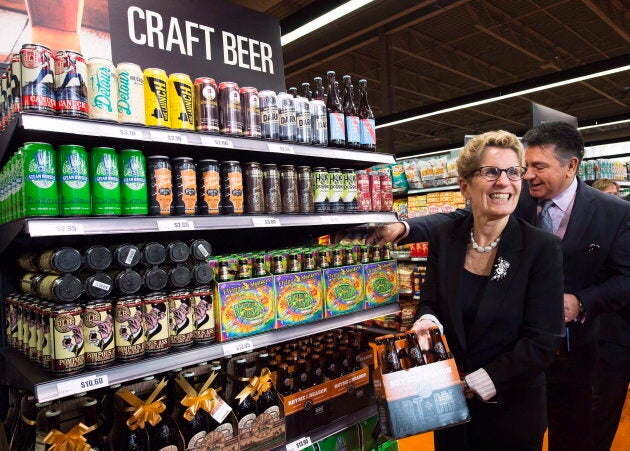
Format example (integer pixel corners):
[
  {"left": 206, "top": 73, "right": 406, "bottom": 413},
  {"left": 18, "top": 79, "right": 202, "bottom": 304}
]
[
  {"left": 143, "top": 68, "right": 169, "bottom": 127},
  {"left": 168, "top": 72, "right": 195, "bottom": 130}
]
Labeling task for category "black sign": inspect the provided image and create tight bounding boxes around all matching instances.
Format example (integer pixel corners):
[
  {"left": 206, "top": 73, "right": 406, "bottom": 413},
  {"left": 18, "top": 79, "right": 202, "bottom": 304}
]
[{"left": 109, "top": 0, "right": 285, "bottom": 91}]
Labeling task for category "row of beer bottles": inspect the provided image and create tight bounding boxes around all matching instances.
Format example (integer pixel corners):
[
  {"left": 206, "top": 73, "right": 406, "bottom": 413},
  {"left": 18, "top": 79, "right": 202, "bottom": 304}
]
[{"left": 378, "top": 328, "right": 451, "bottom": 374}]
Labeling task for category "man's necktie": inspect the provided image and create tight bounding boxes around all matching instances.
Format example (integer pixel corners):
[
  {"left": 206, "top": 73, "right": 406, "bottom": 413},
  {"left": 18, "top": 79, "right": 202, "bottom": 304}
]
[{"left": 538, "top": 199, "right": 555, "bottom": 233}]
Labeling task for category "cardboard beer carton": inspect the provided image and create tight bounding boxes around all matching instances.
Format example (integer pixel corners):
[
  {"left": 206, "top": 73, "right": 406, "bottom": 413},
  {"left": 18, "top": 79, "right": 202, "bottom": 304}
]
[
  {"left": 322, "top": 265, "right": 365, "bottom": 318},
  {"left": 363, "top": 259, "right": 398, "bottom": 309},
  {"left": 274, "top": 270, "right": 323, "bottom": 328}
]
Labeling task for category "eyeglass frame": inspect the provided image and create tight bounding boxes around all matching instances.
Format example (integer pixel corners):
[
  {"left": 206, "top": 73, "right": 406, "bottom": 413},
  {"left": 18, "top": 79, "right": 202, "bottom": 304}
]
[{"left": 467, "top": 166, "right": 527, "bottom": 181}]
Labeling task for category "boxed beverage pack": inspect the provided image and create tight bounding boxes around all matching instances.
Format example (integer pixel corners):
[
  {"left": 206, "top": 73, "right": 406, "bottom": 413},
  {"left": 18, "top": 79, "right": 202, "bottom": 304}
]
[
  {"left": 316, "top": 423, "right": 362, "bottom": 451},
  {"left": 274, "top": 270, "right": 324, "bottom": 328},
  {"left": 322, "top": 265, "right": 365, "bottom": 318},
  {"left": 363, "top": 259, "right": 398, "bottom": 309}
]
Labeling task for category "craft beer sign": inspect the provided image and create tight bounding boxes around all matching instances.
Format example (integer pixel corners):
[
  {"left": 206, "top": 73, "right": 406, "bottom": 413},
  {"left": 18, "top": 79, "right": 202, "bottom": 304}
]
[{"left": 108, "top": 0, "right": 285, "bottom": 91}]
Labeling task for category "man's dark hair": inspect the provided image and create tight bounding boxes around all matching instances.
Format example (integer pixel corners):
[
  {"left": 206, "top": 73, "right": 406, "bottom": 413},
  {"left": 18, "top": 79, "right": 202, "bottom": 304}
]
[{"left": 522, "top": 121, "right": 585, "bottom": 164}]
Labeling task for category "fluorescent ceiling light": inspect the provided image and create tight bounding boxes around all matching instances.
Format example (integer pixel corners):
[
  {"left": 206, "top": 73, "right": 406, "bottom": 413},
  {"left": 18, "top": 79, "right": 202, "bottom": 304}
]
[
  {"left": 281, "top": 0, "right": 375, "bottom": 46},
  {"left": 578, "top": 118, "right": 630, "bottom": 131},
  {"left": 377, "top": 64, "right": 630, "bottom": 129}
]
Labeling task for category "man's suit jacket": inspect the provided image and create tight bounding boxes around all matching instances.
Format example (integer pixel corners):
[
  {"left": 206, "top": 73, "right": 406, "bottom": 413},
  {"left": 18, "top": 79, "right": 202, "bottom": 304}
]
[{"left": 416, "top": 215, "right": 564, "bottom": 394}]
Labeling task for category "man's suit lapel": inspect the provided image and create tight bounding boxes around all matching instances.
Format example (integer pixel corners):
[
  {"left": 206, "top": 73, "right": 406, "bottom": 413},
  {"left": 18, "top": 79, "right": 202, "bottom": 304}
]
[{"left": 563, "top": 180, "right": 595, "bottom": 247}]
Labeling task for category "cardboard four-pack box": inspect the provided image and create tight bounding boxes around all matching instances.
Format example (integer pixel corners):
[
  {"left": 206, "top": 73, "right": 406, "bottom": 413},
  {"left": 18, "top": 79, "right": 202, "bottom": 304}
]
[
  {"left": 322, "top": 264, "right": 365, "bottom": 318},
  {"left": 274, "top": 270, "right": 324, "bottom": 328},
  {"left": 363, "top": 259, "right": 398, "bottom": 309}
]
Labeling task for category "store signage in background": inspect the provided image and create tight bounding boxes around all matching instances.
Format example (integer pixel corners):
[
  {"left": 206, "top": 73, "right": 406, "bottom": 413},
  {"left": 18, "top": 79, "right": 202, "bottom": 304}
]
[{"left": 108, "top": 0, "right": 285, "bottom": 91}]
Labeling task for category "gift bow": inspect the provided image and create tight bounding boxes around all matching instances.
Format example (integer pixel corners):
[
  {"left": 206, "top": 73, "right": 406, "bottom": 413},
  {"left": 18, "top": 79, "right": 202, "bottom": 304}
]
[
  {"left": 43, "top": 423, "right": 96, "bottom": 451},
  {"left": 236, "top": 368, "right": 272, "bottom": 404},
  {"left": 177, "top": 371, "right": 220, "bottom": 421},
  {"left": 118, "top": 379, "right": 168, "bottom": 430}
]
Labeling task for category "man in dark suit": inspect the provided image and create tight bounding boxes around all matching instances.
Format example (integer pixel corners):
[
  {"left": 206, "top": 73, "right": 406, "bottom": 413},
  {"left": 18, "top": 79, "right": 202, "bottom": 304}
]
[{"left": 369, "top": 121, "right": 630, "bottom": 450}]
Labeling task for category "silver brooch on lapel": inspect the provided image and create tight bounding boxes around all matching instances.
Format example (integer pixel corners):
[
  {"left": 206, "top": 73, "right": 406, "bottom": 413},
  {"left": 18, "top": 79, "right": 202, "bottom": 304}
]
[{"left": 491, "top": 257, "right": 510, "bottom": 282}]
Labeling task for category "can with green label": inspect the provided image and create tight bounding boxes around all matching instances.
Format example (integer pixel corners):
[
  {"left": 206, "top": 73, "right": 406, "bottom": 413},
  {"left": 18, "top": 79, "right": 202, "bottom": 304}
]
[
  {"left": 58, "top": 144, "right": 91, "bottom": 216},
  {"left": 22, "top": 142, "right": 59, "bottom": 216},
  {"left": 119, "top": 149, "right": 148, "bottom": 215},
  {"left": 15, "top": 149, "right": 25, "bottom": 219},
  {"left": 90, "top": 147, "right": 121, "bottom": 215}
]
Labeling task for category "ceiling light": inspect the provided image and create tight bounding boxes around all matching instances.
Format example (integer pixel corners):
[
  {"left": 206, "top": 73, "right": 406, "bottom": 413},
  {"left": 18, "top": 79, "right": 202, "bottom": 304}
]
[
  {"left": 578, "top": 118, "right": 630, "bottom": 131},
  {"left": 281, "top": 0, "right": 376, "bottom": 46}
]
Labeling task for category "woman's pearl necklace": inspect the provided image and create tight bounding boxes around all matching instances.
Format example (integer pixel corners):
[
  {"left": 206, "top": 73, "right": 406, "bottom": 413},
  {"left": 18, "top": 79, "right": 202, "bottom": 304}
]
[{"left": 470, "top": 229, "right": 501, "bottom": 253}]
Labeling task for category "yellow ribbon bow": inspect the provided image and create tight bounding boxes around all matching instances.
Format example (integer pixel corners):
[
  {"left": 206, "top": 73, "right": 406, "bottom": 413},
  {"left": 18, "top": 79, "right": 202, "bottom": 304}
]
[
  {"left": 177, "top": 371, "right": 220, "bottom": 421},
  {"left": 43, "top": 423, "right": 96, "bottom": 451},
  {"left": 118, "top": 379, "right": 168, "bottom": 430},
  {"left": 236, "top": 367, "right": 272, "bottom": 403}
]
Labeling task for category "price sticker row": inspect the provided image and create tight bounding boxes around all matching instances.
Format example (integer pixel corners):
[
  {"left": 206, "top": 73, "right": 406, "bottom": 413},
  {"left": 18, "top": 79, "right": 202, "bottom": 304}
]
[
  {"left": 251, "top": 217, "right": 281, "bottom": 227},
  {"left": 222, "top": 339, "right": 254, "bottom": 356},
  {"left": 201, "top": 136, "right": 234, "bottom": 148},
  {"left": 28, "top": 222, "right": 85, "bottom": 236},
  {"left": 150, "top": 130, "right": 189, "bottom": 144},
  {"left": 268, "top": 143, "right": 295, "bottom": 154},
  {"left": 286, "top": 437, "right": 312, "bottom": 451},
  {"left": 99, "top": 125, "right": 145, "bottom": 140},
  {"left": 57, "top": 374, "right": 109, "bottom": 397},
  {"left": 157, "top": 219, "right": 195, "bottom": 231}
]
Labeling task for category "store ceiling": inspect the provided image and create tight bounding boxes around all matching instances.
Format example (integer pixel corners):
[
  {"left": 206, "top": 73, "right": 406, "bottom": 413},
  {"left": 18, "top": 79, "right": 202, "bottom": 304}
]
[{"left": 232, "top": 0, "right": 630, "bottom": 157}]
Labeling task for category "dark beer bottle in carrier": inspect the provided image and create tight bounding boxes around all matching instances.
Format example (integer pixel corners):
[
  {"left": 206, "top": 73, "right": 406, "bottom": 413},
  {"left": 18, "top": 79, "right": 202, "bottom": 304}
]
[
  {"left": 175, "top": 371, "right": 209, "bottom": 449},
  {"left": 276, "top": 362, "right": 294, "bottom": 396},
  {"left": 310, "top": 77, "right": 328, "bottom": 146},
  {"left": 405, "top": 331, "right": 426, "bottom": 367},
  {"left": 382, "top": 335, "right": 403, "bottom": 373},
  {"left": 231, "top": 358, "right": 258, "bottom": 434},
  {"left": 429, "top": 327, "right": 450, "bottom": 361},
  {"left": 83, "top": 397, "right": 107, "bottom": 450},
  {"left": 278, "top": 91, "right": 297, "bottom": 142}
]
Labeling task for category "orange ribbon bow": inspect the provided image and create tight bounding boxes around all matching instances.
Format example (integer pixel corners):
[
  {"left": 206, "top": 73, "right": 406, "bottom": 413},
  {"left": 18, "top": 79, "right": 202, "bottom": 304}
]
[
  {"left": 118, "top": 378, "right": 168, "bottom": 430},
  {"left": 177, "top": 371, "right": 220, "bottom": 421},
  {"left": 43, "top": 423, "right": 96, "bottom": 451},
  {"left": 236, "top": 367, "right": 272, "bottom": 403}
]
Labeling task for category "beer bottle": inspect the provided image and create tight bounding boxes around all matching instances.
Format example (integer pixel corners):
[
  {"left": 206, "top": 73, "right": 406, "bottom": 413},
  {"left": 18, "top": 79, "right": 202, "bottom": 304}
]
[
  {"left": 44, "top": 409, "right": 62, "bottom": 441},
  {"left": 326, "top": 71, "right": 345, "bottom": 147},
  {"left": 190, "top": 262, "right": 214, "bottom": 285},
  {"left": 382, "top": 244, "right": 392, "bottom": 260},
  {"left": 83, "top": 397, "right": 106, "bottom": 451},
  {"left": 302, "top": 82, "right": 312, "bottom": 102},
  {"left": 140, "top": 267, "right": 168, "bottom": 292},
  {"left": 217, "top": 260, "right": 234, "bottom": 282},
  {"left": 231, "top": 358, "right": 257, "bottom": 434},
  {"left": 146, "top": 387, "right": 185, "bottom": 451},
  {"left": 342, "top": 76, "right": 360, "bottom": 149},
  {"left": 108, "top": 392, "right": 149, "bottom": 451},
  {"left": 323, "top": 349, "right": 338, "bottom": 380},
  {"left": 112, "top": 244, "right": 142, "bottom": 268},
  {"left": 276, "top": 362, "right": 294, "bottom": 396},
  {"left": 303, "top": 253, "right": 316, "bottom": 271},
  {"left": 357, "top": 79, "right": 376, "bottom": 151},
  {"left": 174, "top": 371, "right": 209, "bottom": 450},
  {"left": 84, "top": 245, "right": 113, "bottom": 271},
  {"left": 295, "top": 358, "right": 311, "bottom": 390},
  {"left": 140, "top": 242, "right": 166, "bottom": 266},
  {"left": 359, "top": 246, "right": 370, "bottom": 264},
  {"left": 111, "top": 269, "right": 143, "bottom": 295},
  {"left": 9, "top": 394, "right": 37, "bottom": 451},
  {"left": 345, "top": 248, "right": 356, "bottom": 266},
  {"left": 429, "top": 327, "right": 450, "bottom": 361},
  {"left": 382, "top": 335, "right": 403, "bottom": 374},
  {"left": 3, "top": 387, "right": 20, "bottom": 447},
  {"left": 98, "top": 383, "right": 122, "bottom": 437},
  {"left": 38, "top": 247, "right": 82, "bottom": 274},
  {"left": 255, "top": 354, "right": 280, "bottom": 420},
  {"left": 310, "top": 77, "right": 328, "bottom": 146},
  {"left": 395, "top": 333, "right": 410, "bottom": 369},
  {"left": 288, "top": 87, "right": 298, "bottom": 98},
  {"left": 272, "top": 256, "right": 285, "bottom": 275},
  {"left": 84, "top": 272, "right": 114, "bottom": 298},
  {"left": 309, "top": 353, "right": 324, "bottom": 385},
  {"left": 405, "top": 331, "right": 426, "bottom": 367},
  {"left": 371, "top": 245, "right": 381, "bottom": 262},
  {"left": 318, "top": 250, "right": 330, "bottom": 269},
  {"left": 206, "top": 364, "right": 234, "bottom": 436},
  {"left": 287, "top": 253, "right": 301, "bottom": 273},
  {"left": 253, "top": 256, "right": 267, "bottom": 277},
  {"left": 349, "top": 342, "right": 363, "bottom": 372},
  {"left": 237, "top": 258, "right": 252, "bottom": 280},
  {"left": 337, "top": 345, "right": 351, "bottom": 376}
]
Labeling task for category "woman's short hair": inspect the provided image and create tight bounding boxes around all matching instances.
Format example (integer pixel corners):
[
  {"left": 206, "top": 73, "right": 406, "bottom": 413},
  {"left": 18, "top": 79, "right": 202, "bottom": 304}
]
[
  {"left": 592, "top": 179, "right": 619, "bottom": 192},
  {"left": 457, "top": 130, "right": 524, "bottom": 178}
]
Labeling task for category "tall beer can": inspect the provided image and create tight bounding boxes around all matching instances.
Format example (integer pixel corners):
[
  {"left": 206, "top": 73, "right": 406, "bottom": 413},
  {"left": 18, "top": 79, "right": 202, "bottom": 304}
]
[
  {"left": 50, "top": 304, "right": 85, "bottom": 374},
  {"left": 379, "top": 168, "right": 393, "bottom": 211},
  {"left": 168, "top": 73, "right": 194, "bottom": 130},
  {"left": 11, "top": 53, "right": 21, "bottom": 113},
  {"left": 119, "top": 149, "right": 148, "bottom": 215},
  {"left": 328, "top": 168, "right": 344, "bottom": 213},
  {"left": 197, "top": 159, "right": 220, "bottom": 215},
  {"left": 116, "top": 62, "right": 145, "bottom": 124},
  {"left": 298, "top": 166, "right": 314, "bottom": 213},
  {"left": 22, "top": 142, "right": 58, "bottom": 216},
  {"left": 87, "top": 57, "right": 117, "bottom": 121},
  {"left": 218, "top": 81, "right": 241, "bottom": 135},
  {"left": 82, "top": 300, "right": 116, "bottom": 368},
  {"left": 259, "top": 90, "right": 279, "bottom": 140},
  {"left": 144, "top": 68, "right": 170, "bottom": 127},
  {"left": 147, "top": 156, "right": 173, "bottom": 215},
  {"left": 240, "top": 87, "right": 261, "bottom": 138},
  {"left": 90, "top": 147, "right": 121, "bottom": 215},
  {"left": 57, "top": 144, "right": 91, "bottom": 216},
  {"left": 278, "top": 91, "right": 297, "bottom": 142},
  {"left": 172, "top": 157, "right": 197, "bottom": 215},
  {"left": 20, "top": 44, "right": 55, "bottom": 113},
  {"left": 342, "top": 169, "right": 358, "bottom": 212},
  {"left": 312, "top": 167, "right": 329, "bottom": 213},
  {"left": 54, "top": 50, "right": 88, "bottom": 118},
  {"left": 114, "top": 296, "right": 146, "bottom": 361},
  {"left": 263, "top": 163, "right": 282, "bottom": 214},
  {"left": 369, "top": 171, "right": 382, "bottom": 211},
  {"left": 1, "top": 73, "right": 8, "bottom": 128},
  {"left": 356, "top": 170, "right": 371, "bottom": 211},
  {"left": 194, "top": 77, "right": 219, "bottom": 133}
]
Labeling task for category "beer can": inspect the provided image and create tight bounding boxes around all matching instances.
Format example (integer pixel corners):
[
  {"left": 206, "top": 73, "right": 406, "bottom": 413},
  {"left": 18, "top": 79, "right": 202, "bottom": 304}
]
[
  {"left": 142, "top": 267, "right": 168, "bottom": 292},
  {"left": 22, "top": 142, "right": 58, "bottom": 216},
  {"left": 194, "top": 77, "right": 219, "bottom": 133},
  {"left": 259, "top": 90, "right": 279, "bottom": 140},
  {"left": 144, "top": 68, "right": 170, "bottom": 127},
  {"left": 87, "top": 57, "right": 117, "bottom": 121},
  {"left": 1, "top": 73, "right": 8, "bottom": 128},
  {"left": 240, "top": 86, "right": 261, "bottom": 138},
  {"left": 168, "top": 290, "right": 194, "bottom": 348},
  {"left": 147, "top": 155, "right": 173, "bottom": 215},
  {"left": 57, "top": 144, "right": 91, "bottom": 216},
  {"left": 244, "top": 162, "right": 265, "bottom": 214},
  {"left": 39, "top": 247, "right": 82, "bottom": 273},
  {"left": 218, "top": 81, "right": 241, "bottom": 135},
  {"left": 20, "top": 273, "right": 39, "bottom": 295},
  {"left": 18, "top": 297, "right": 29, "bottom": 355},
  {"left": 379, "top": 168, "right": 393, "bottom": 211},
  {"left": 294, "top": 96, "right": 312, "bottom": 144},
  {"left": 280, "top": 165, "right": 299, "bottom": 214},
  {"left": 342, "top": 169, "right": 358, "bottom": 212},
  {"left": 168, "top": 73, "right": 194, "bottom": 130},
  {"left": 263, "top": 163, "right": 282, "bottom": 214},
  {"left": 38, "top": 274, "right": 83, "bottom": 303},
  {"left": 116, "top": 62, "right": 145, "bottom": 124},
  {"left": 114, "top": 296, "right": 146, "bottom": 361},
  {"left": 310, "top": 98, "right": 328, "bottom": 146},
  {"left": 356, "top": 170, "right": 371, "bottom": 211},
  {"left": 369, "top": 171, "right": 382, "bottom": 211},
  {"left": 39, "top": 301, "right": 52, "bottom": 368},
  {"left": 297, "top": 166, "right": 314, "bottom": 213},
  {"left": 20, "top": 44, "right": 55, "bottom": 113},
  {"left": 191, "top": 286, "right": 214, "bottom": 344},
  {"left": 28, "top": 301, "right": 39, "bottom": 361},
  {"left": 173, "top": 157, "right": 197, "bottom": 215},
  {"left": 11, "top": 53, "right": 21, "bottom": 113},
  {"left": 119, "top": 149, "right": 148, "bottom": 215},
  {"left": 82, "top": 300, "right": 115, "bottom": 367},
  {"left": 328, "top": 168, "right": 344, "bottom": 213},
  {"left": 278, "top": 91, "right": 297, "bottom": 142},
  {"left": 4, "top": 295, "right": 16, "bottom": 349},
  {"left": 143, "top": 292, "right": 170, "bottom": 354},
  {"left": 84, "top": 273, "right": 114, "bottom": 299},
  {"left": 90, "top": 147, "right": 121, "bottom": 215},
  {"left": 197, "top": 159, "right": 220, "bottom": 215},
  {"left": 54, "top": 50, "right": 88, "bottom": 117},
  {"left": 312, "top": 167, "right": 330, "bottom": 213},
  {"left": 219, "top": 161, "right": 243, "bottom": 215},
  {"left": 50, "top": 303, "right": 85, "bottom": 374}
]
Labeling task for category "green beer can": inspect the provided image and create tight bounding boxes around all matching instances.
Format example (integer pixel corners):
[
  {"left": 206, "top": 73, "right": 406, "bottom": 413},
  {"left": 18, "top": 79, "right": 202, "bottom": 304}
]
[
  {"left": 90, "top": 147, "right": 121, "bottom": 215},
  {"left": 22, "top": 142, "right": 59, "bottom": 217},
  {"left": 15, "top": 149, "right": 25, "bottom": 219},
  {"left": 119, "top": 149, "right": 148, "bottom": 215},
  {"left": 58, "top": 145, "right": 91, "bottom": 216}
]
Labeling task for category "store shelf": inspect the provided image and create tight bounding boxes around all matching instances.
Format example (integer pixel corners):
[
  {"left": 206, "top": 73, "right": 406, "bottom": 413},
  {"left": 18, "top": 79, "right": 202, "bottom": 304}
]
[
  {"left": 0, "top": 113, "right": 396, "bottom": 167},
  {"left": 0, "top": 303, "right": 399, "bottom": 402},
  {"left": 407, "top": 185, "right": 459, "bottom": 195}
]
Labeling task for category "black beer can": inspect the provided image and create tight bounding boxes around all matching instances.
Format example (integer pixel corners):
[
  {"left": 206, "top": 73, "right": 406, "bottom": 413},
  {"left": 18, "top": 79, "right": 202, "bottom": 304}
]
[
  {"left": 197, "top": 159, "right": 221, "bottom": 215},
  {"left": 280, "top": 165, "right": 299, "bottom": 214},
  {"left": 172, "top": 157, "right": 198, "bottom": 216},
  {"left": 147, "top": 156, "right": 173, "bottom": 216},
  {"left": 194, "top": 77, "right": 219, "bottom": 133},
  {"left": 244, "top": 162, "right": 265, "bottom": 214},
  {"left": 218, "top": 81, "right": 242, "bottom": 135},
  {"left": 240, "top": 87, "right": 261, "bottom": 138},
  {"left": 82, "top": 300, "right": 115, "bottom": 368},
  {"left": 263, "top": 164, "right": 282, "bottom": 214},
  {"left": 219, "top": 161, "right": 243, "bottom": 215},
  {"left": 297, "top": 166, "right": 314, "bottom": 213}
]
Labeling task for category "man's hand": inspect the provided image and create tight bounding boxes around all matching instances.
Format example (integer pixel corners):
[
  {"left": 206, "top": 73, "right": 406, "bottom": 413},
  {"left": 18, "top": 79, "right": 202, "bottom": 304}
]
[
  {"left": 564, "top": 293, "right": 581, "bottom": 322},
  {"left": 366, "top": 222, "right": 406, "bottom": 245},
  {"left": 411, "top": 319, "right": 436, "bottom": 351}
]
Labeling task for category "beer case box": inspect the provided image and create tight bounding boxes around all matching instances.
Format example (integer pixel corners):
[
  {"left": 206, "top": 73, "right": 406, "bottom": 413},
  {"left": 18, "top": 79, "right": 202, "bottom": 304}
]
[
  {"left": 372, "top": 358, "right": 470, "bottom": 440},
  {"left": 363, "top": 260, "right": 399, "bottom": 309},
  {"left": 322, "top": 265, "right": 365, "bottom": 318},
  {"left": 274, "top": 270, "right": 324, "bottom": 328},
  {"left": 214, "top": 276, "right": 276, "bottom": 342},
  {"left": 316, "top": 424, "right": 362, "bottom": 451}
]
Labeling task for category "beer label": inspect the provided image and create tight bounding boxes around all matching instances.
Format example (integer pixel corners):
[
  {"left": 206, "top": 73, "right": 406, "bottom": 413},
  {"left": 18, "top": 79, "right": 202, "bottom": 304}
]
[
  {"left": 192, "top": 292, "right": 214, "bottom": 333},
  {"left": 170, "top": 80, "right": 194, "bottom": 129},
  {"left": 360, "top": 118, "right": 376, "bottom": 146},
  {"left": 51, "top": 310, "right": 85, "bottom": 372},
  {"left": 357, "top": 174, "right": 371, "bottom": 211},
  {"left": 146, "top": 75, "right": 169, "bottom": 124},
  {"left": 328, "top": 171, "right": 343, "bottom": 203},
  {"left": 54, "top": 52, "right": 88, "bottom": 114},
  {"left": 342, "top": 172, "right": 358, "bottom": 203},
  {"left": 27, "top": 151, "right": 55, "bottom": 189},
  {"left": 157, "top": 446, "right": 178, "bottom": 451},
  {"left": 20, "top": 46, "right": 55, "bottom": 111},
  {"left": 228, "top": 171, "right": 244, "bottom": 213},
  {"left": 264, "top": 405, "right": 280, "bottom": 421},
  {"left": 61, "top": 153, "right": 88, "bottom": 189},
  {"left": 328, "top": 112, "right": 345, "bottom": 141},
  {"left": 200, "top": 168, "right": 221, "bottom": 214},
  {"left": 179, "top": 168, "right": 197, "bottom": 214},
  {"left": 94, "top": 154, "right": 119, "bottom": 189},
  {"left": 88, "top": 65, "right": 116, "bottom": 118},
  {"left": 186, "top": 431, "right": 207, "bottom": 450},
  {"left": 313, "top": 171, "right": 330, "bottom": 203},
  {"left": 82, "top": 306, "right": 115, "bottom": 365},
  {"left": 144, "top": 300, "right": 170, "bottom": 352},
  {"left": 122, "top": 156, "right": 146, "bottom": 190},
  {"left": 204, "top": 424, "right": 234, "bottom": 445},
  {"left": 117, "top": 69, "right": 144, "bottom": 123},
  {"left": 114, "top": 303, "right": 146, "bottom": 356},
  {"left": 169, "top": 296, "right": 194, "bottom": 345},
  {"left": 153, "top": 167, "right": 173, "bottom": 214},
  {"left": 345, "top": 115, "right": 361, "bottom": 144},
  {"left": 237, "top": 413, "right": 256, "bottom": 435}
]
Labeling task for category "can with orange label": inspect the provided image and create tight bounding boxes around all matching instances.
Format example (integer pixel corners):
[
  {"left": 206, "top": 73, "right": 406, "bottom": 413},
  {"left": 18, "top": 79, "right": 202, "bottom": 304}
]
[
  {"left": 147, "top": 155, "right": 173, "bottom": 215},
  {"left": 143, "top": 68, "right": 169, "bottom": 127},
  {"left": 219, "top": 161, "right": 243, "bottom": 215},
  {"left": 172, "top": 157, "right": 197, "bottom": 215},
  {"left": 197, "top": 159, "right": 220, "bottom": 215},
  {"left": 168, "top": 73, "right": 194, "bottom": 130}
]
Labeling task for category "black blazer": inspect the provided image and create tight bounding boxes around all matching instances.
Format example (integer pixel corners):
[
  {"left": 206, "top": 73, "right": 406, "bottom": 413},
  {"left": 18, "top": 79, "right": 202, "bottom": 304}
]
[{"left": 416, "top": 215, "right": 565, "bottom": 394}]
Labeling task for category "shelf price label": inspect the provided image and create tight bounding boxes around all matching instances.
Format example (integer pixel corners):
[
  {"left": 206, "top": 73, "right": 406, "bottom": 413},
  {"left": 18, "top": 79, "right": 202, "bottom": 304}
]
[
  {"left": 320, "top": 216, "right": 342, "bottom": 225},
  {"left": 55, "top": 223, "right": 85, "bottom": 234},
  {"left": 286, "top": 437, "right": 312, "bottom": 451},
  {"left": 222, "top": 339, "right": 254, "bottom": 356},
  {"left": 28, "top": 222, "right": 86, "bottom": 236},
  {"left": 150, "top": 130, "right": 189, "bottom": 144},
  {"left": 267, "top": 143, "right": 295, "bottom": 154},
  {"left": 157, "top": 219, "right": 195, "bottom": 231},
  {"left": 57, "top": 374, "right": 109, "bottom": 397},
  {"left": 251, "top": 217, "right": 281, "bottom": 227},
  {"left": 99, "top": 125, "right": 143, "bottom": 140},
  {"left": 201, "top": 136, "right": 234, "bottom": 148}
]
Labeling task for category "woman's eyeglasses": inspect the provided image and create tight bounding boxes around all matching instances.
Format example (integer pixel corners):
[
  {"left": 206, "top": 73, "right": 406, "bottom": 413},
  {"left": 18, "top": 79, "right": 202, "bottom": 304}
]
[{"left": 470, "top": 166, "right": 526, "bottom": 181}]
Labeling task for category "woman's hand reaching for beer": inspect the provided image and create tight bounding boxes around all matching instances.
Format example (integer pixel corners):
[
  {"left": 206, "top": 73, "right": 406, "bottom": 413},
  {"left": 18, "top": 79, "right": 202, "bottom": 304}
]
[
  {"left": 411, "top": 319, "right": 437, "bottom": 351},
  {"left": 366, "top": 222, "right": 406, "bottom": 245}
]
